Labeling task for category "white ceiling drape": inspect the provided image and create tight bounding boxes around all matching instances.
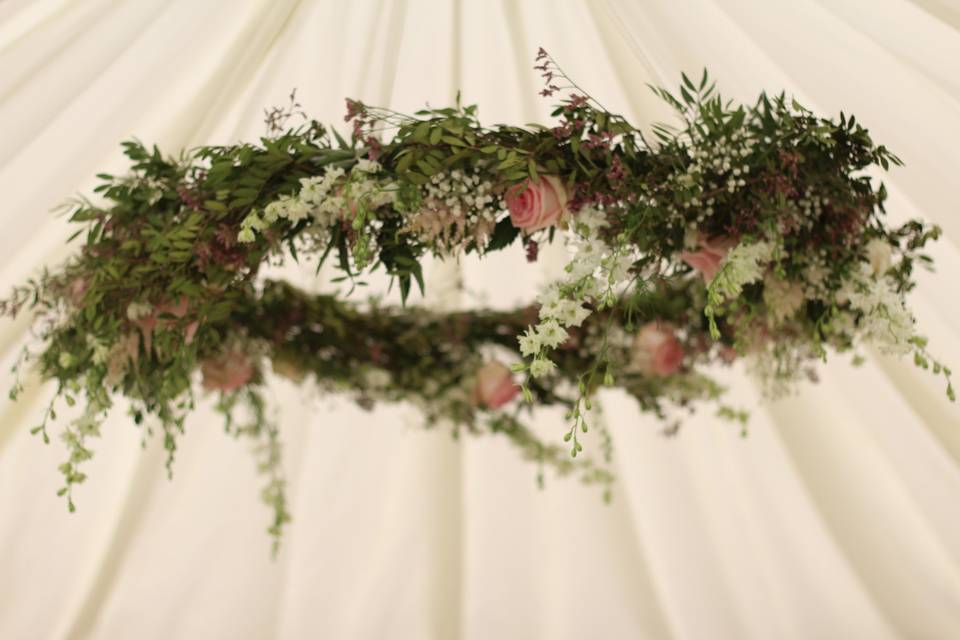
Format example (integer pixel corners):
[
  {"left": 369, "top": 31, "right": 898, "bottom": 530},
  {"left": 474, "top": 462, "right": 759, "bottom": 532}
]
[{"left": 1, "top": 1, "right": 959, "bottom": 638}]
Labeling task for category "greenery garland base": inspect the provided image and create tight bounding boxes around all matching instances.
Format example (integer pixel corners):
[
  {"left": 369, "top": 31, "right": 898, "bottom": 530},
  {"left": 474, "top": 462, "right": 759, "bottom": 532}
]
[{"left": 2, "top": 51, "right": 953, "bottom": 549}]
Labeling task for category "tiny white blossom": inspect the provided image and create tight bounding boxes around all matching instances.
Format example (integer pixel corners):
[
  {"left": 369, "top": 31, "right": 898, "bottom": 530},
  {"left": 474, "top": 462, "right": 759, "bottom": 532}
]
[
  {"left": 605, "top": 253, "right": 634, "bottom": 282},
  {"left": 285, "top": 200, "right": 311, "bottom": 223},
  {"left": 560, "top": 303, "right": 592, "bottom": 327},
  {"left": 529, "top": 357, "right": 557, "bottom": 378},
  {"left": 263, "top": 200, "right": 286, "bottom": 223},
  {"left": 537, "top": 284, "right": 562, "bottom": 311},
  {"left": 575, "top": 207, "right": 609, "bottom": 233},
  {"left": 568, "top": 255, "right": 600, "bottom": 280},
  {"left": 242, "top": 212, "right": 267, "bottom": 230},
  {"left": 536, "top": 320, "right": 569, "bottom": 349},
  {"left": 354, "top": 159, "right": 381, "bottom": 174},
  {"left": 518, "top": 329, "right": 541, "bottom": 357}
]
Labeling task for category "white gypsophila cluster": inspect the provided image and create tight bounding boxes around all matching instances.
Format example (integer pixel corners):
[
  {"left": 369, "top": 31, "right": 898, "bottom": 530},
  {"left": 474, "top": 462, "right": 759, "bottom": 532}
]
[
  {"left": 424, "top": 169, "right": 499, "bottom": 219},
  {"left": 657, "top": 129, "right": 755, "bottom": 231},
  {"left": 794, "top": 186, "right": 830, "bottom": 233},
  {"left": 841, "top": 264, "right": 914, "bottom": 355},
  {"left": 403, "top": 169, "right": 502, "bottom": 250},
  {"left": 238, "top": 161, "right": 394, "bottom": 243},
  {"left": 520, "top": 207, "right": 635, "bottom": 379},
  {"left": 688, "top": 129, "right": 752, "bottom": 195}
]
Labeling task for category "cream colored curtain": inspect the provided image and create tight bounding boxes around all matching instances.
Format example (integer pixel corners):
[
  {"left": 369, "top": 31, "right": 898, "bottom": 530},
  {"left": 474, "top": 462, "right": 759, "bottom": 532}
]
[{"left": 1, "top": 1, "right": 959, "bottom": 638}]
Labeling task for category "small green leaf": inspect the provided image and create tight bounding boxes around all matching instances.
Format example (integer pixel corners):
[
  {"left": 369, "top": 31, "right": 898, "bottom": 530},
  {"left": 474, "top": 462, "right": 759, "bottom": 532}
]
[{"left": 527, "top": 159, "right": 539, "bottom": 182}]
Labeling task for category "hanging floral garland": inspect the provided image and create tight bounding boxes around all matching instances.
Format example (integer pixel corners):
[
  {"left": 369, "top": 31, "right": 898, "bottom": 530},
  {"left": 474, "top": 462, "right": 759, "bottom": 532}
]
[{"left": 2, "top": 51, "right": 952, "bottom": 549}]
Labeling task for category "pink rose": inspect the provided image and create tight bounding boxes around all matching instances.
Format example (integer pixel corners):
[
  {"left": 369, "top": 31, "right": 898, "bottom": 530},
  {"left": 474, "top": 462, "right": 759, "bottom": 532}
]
[
  {"left": 472, "top": 361, "right": 519, "bottom": 409},
  {"left": 680, "top": 234, "right": 737, "bottom": 282},
  {"left": 631, "top": 322, "right": 684, "bottom": 376},
  {"left": 201, "top": 348, "right": 254, "bottom": 392},
  {"left": 506, "top": 176, "right": 568, "bottom": 233}
]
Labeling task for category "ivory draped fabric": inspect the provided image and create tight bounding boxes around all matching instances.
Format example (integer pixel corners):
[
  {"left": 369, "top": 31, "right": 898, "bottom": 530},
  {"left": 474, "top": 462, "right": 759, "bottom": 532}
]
[{"left": 1, "top": 1, "right": 959, "bottom": 638}]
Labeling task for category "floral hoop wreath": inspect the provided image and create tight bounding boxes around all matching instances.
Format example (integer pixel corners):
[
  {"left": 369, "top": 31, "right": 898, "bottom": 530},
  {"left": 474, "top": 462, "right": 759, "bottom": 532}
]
[{"left": 2, "top": 51, "right": 952, "bottom": 549}]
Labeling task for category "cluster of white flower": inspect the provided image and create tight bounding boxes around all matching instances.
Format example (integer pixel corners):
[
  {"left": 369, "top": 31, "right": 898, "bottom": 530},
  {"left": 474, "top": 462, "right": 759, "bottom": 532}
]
[
  {"left": 343, "top": 160, "right": 396, "bottom": 216},
  {"left": 520, "top": 208, "right": 635, "bottom": 379},
  {"left": 238, "top": 161, "right": 394, "bottom": 243},
  {"left": 718, "top": 233, "right": 913, "bottom": 397},
  {"left": 688, "top": 129, "right": 753, "bottom": 193},
  {"left": 424, "top": 168, "right": 499, "bottom": 218},
  {"left": 797, "top": 187, "right": 828, "bottom": 222},
  {"left": 654, "top": 129, "right": 756, "bottom": 233},
  {"left": 704, "top": 240, "right": 775, "bottom": 337},
  {"left": 840, "top": 264, "right": 915, "bottom": 355},
  {"left": 714, "top": 241, "right": 773, "bottom": 289},
  {"left": 403, "top": 169, "right": 502, "bottom": 250}
]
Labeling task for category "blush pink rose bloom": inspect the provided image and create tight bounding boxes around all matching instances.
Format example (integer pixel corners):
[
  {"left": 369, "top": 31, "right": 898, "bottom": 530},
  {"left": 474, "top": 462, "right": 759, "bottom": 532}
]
[
  {"left": 631, "top": 322, "right": 684, "bottom": 376},
  {"left": 680, "top": 234, "right": 737, "bottom": 282},
  {"left": 505, "top": 176, "right": 569, "bottom": 233},
  {"left": 472, "top": 361, "right": 519, "bottom": 409},
  {"left": 201, "top": 348, "right": 254, "bottom": 392}
]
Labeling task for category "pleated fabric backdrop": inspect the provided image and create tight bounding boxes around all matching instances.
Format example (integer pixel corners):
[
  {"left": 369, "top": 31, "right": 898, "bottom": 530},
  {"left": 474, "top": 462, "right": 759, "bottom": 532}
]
[{"left": 1, "top": 1, "right": 959, "bottom": 638}]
